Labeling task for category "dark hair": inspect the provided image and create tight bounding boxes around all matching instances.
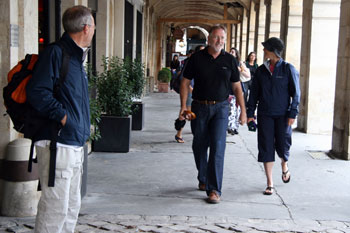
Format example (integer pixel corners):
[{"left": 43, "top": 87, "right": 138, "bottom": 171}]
[
  {"left": 262, "top": 37, "right": 285, "bottom": 57},
  {"left": 246, "top": 51, "right": 257, "bottom": 64},
  {"left": 230, "top": 47, "right": 241, "bottom": 62},
  {"left": 62, "top": 5, "right": 93, "bottom": 33},
  {"left": 188, "top": 49, "right": 194, "bottom": 54}
]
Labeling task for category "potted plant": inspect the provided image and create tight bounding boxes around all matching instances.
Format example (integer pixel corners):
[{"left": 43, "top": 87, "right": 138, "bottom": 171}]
[
  {"left": 124, "top": 57, "right": 146, "bottom": 130},
  {"left": 157, "top": 67, "right": 171, "bottom": 93},
  {"left": 90, "top": 56, "right": 133, "bottom": 152}
]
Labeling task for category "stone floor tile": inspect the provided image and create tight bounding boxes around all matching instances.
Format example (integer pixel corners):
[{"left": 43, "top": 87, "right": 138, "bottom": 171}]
[
  {"left": 170, "top": 215, "right": 188, "bottom": 222},
  {"left": 319, "top": 220, "right": 349, "bottom": 230},
  {"left": 247, "top": 220, "right": 296, "bottom": 232},
  {"left": 245, "top": 230, "right": 268, "bottom": 233},
  {"left": 0, "top": 221, "right": 17, "bottom": 229},
  {"left": 229, "top": 225, "right": 254, "bottom": 232},
  {"left": 198, "top": 224, "right": 234, "bottom": 233},
  {"left": 23, "top": 223, "right": 34, "bottom": 230},
  {"left": 215, "top": 223, "right": 236, "bottom": 229},
  {"left": 183, "top": 227, "right": 209, "bottom": 233},
  {"left": 88, "top": 220, "right": 109, "bottom": 228},
  {"left": 6, "top": 225, "right": 32, "bottom": 233},
  {"left": 100, "top": 223, "right": 127, "bottom": 231},
  {"left": 187, "top": 216, "right": 206, "bottom": 224},
  {"left": 75, "top": 224, "right": 95, "bottom": 232},
  {"left": 166, "top": 224, "right": 194, "bottom": 231},
  {"left": 115, "top": 215, "right": 143, "bottom": 221},
  {"left": 116, "top": 221, "right": 140, "bottom": 228},
  {"left": 144, "top": 215, "right": 171, "bottom": 222},
  {"left": 80, "top": 228, "right": 109, "bottom": 233},
  {"left": 205, "top": 216, "right": 228, "bottom": 223},
  {"left": 325, "top": 230, "right": 347, "bottom": 233},
  {"left": 137, "top": 225, "right": 160, "bottom": 232}
]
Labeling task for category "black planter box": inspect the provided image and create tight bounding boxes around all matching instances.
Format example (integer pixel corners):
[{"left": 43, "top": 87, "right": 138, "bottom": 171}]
[
  {"left": 93, "top": 115, "right": 131, "bottom": 152},
  {"left": 131, "top": 102, "right": 144, "bottom": 130}
]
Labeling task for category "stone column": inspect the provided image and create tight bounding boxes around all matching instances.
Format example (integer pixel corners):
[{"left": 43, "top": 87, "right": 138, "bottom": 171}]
[
  {"left": 282, "top": 0, "right": 302, "bottom": 71},
  {"left": 241, "top": 8, "right": 248, "bottom": 59},
  {"left": 0, "top": 0, "right": 38, "bottom": 212},
  {"left": 95, "top": 0, "right": 110, "bottom": 73},
  {"left": 270, "top": 0, "right": 282, "bottom": 38},
  {"left": 246, "top": 1, "right": 256, "bottom": 56},
  {"left": 253, "top": 1, "right": 260, "bottom": 52},
  {"left": 132, "top": 5, "right": 137, "bottom": 60},
  {"left": 143, "top": 1, "right": 155, "bottom": 93},
  {"left": 298, "top": 0, "right": 341, "bottom": 134},
  {"left": 264, "top": 0, "right": 271, "bottom": 40},
  {"left": 231, "top": 24, "right": 236, "bottom": 48},
  {"left": 331, "top": 0, "right": 350, "bottom": 160},
  {"left": 257, "top": 0, "right": 266, "bottom": 63},
  {"left": 95, "top": 0, "right": 125, "bottom": 66},
  {"left": 143, "top": 1, "right": 149, "bottom": 68},
  {"left": 236, "top": 15, "right": 242, "bottom": 51},
  {"left": 114, "top": 0, "right": 125, "bottom": 58}
]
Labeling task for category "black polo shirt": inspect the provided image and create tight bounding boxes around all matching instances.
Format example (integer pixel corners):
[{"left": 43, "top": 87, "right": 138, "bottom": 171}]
[{"left": 183, "top": 47, "right": 240, "bottom": 101}]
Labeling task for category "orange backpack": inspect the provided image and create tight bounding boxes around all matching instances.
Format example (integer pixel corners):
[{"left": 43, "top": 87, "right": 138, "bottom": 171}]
[
  {"left": 3, "top": 43, "right": 70, "bottom": 187},
  {"left": 3, "top": 54, "right": 39, "bottom": 132}
]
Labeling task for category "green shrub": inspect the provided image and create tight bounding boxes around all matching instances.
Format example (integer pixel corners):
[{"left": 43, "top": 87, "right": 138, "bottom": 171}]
[
  {"left": 157, "top": 67, "right": 172, "bottom": 83},
  {"left": 123, "top": 57, "right": 145, "bottom": 99},
  {"left": 92, "top": 56, "right": 133, "bottom": 117}
]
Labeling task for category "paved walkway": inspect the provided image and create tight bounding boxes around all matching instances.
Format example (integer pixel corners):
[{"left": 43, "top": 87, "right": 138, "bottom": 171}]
[{"left": 1, "top": 92, "right": 350, "bottom": 232}]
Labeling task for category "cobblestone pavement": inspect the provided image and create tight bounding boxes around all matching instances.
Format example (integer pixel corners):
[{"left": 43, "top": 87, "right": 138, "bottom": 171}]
[{"left": 1, "top": 214, "right": 350, "bottom": 233}]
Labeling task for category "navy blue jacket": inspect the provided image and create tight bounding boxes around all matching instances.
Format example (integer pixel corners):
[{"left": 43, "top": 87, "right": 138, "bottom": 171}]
[
  {"left": 247, "top": 59, "right": 300, "bottom": 119},
  {"left": 27, "top": 33, "right": 90, "bottom": 146}
]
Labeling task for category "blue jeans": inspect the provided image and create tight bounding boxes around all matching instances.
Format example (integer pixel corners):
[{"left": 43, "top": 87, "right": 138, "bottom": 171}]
[{"left": 191, "top": 100, "right": 229, "bottom": 196}]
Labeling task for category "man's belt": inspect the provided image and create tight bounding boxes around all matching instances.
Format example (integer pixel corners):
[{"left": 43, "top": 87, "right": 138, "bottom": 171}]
[{"left": 193, "top": 99, "right": 223, "bottom": 105}]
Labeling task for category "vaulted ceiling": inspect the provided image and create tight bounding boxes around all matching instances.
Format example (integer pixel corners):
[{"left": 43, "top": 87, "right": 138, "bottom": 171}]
[{"left": 148, "top": 0, "right": 254, "bottom": 31}]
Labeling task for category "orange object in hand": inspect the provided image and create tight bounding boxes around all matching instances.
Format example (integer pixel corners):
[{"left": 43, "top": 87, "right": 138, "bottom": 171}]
[{"left": 183, "top": 110, "right": 196, "bottom": 120}]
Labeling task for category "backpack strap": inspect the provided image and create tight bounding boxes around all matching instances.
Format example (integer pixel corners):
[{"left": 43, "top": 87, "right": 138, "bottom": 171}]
[
  {"left": 55, "top": 42, "right": 71, "bottom": 91},
  {"left": 48, "top": 123, "right": 59, "bottom": 187},
  {"left": 48, "top": 42, "right": 71, "bottom": 187}
]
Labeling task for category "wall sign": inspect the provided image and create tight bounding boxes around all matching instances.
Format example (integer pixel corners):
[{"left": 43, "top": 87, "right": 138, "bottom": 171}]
[{"left": 10, "top": 24, "right": 19, "bottom": 47}]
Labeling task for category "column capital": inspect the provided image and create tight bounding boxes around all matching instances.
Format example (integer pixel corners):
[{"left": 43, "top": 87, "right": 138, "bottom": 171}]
[
  {"left": 254, "top": 1, "right": 259, "bottom": 11},
  {"left": 264, "top": 0, "right": 271, "bottom": 6}
]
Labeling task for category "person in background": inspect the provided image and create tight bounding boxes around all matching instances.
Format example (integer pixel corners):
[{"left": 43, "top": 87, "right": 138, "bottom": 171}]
[
  {"left": 245, "top": 51, "right": 258, "bottom": 80},
  {"left": 245, "top": 51, "right": 258, "bottom": 102},
  {"left": 227, "top": 48, "right": 250, "bottom": 135},
  {"left": 231, "top": 48, "right": 251, "bottom": 106},
  {"left": 188, "top": 45, "right": 205, "bottom": 135},
  {"left": 170, "top": 54, "right": 181, "bottom": 77},
  {"left": 175, "top": 49, "right": 194, "bottom": 143},
  {"left": 179, "top": 25, "right": 246, "bottom": 204},
  {"left": 27, "top": 5, "right": 95, "bottom": 233},
  {"left": 247, "top": 37, "right": 300, "bottom": 195}
]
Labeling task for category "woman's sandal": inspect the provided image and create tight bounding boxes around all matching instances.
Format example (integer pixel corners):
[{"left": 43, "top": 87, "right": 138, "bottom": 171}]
[
  {"left": 263, "top": 186, "right": 274, "bottom": 195},
  {"left": 282, "top": 170, "right": 291, "bottom": 183},
  {"left": 175, "top": 135, "right": 184, "bottom": 143}
]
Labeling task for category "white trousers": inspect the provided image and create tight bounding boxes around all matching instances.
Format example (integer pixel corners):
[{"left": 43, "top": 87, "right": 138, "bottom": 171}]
[{"left": 34, "top": 144, "right": 84, "bottom": 233}]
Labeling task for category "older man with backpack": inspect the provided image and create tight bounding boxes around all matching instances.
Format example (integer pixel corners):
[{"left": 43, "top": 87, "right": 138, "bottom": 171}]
[{"left": 25, "top": 5, "right": 95, "bottom": 233}]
